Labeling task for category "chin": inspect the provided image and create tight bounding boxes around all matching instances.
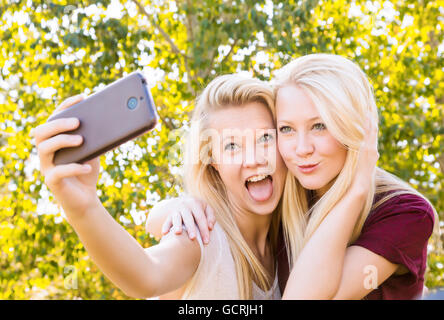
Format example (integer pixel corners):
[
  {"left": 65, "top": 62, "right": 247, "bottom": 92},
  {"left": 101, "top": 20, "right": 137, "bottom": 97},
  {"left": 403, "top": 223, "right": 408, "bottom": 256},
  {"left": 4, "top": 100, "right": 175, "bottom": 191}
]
[
  {"left": 248, "top": 197, "right": 280, "bottom": 216},
  {"left": 298, "top": 179, "right": 325, "bottom": 191},
  {"left": 248, "top": 204, "right": 276, "bottom": 216}
]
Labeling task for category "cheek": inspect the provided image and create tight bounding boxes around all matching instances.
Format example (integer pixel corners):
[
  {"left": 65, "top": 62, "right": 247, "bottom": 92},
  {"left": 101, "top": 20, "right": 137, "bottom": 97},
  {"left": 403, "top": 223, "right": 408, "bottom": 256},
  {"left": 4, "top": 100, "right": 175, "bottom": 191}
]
[
  {"left": 217, "top": 165, "right": 241, "bottom": 190},
  {"left": 211, "top": 143, "right": 221, "bottom": 164},
  {"left": 267, "top": 151, "right": 286, "bottom": 180},
  {"left": 274, "top": 149, "right": 287, "bottom": 175},
  {"left": 318, "top": 135, "right": 342, "bottom": 155},
  {"left": 275, "top": 157, "right": 288, "bottom": 190},
  {"left": 261, "top": 143, "right": 284, "bottom": 172},
  {"left": 277, "top": 138, "right": 295, "bottom": 163},
  {"left": 317, "top": 136, "right": 347, "bottom": 168}
]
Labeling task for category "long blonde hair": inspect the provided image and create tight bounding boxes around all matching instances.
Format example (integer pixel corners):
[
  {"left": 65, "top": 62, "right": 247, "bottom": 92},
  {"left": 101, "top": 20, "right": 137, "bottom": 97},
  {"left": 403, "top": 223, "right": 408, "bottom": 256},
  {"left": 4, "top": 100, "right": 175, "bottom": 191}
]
[
  {"left": 182, "top": 74, "right": 281, "bottom": 299},
  {"left": 272, "top": 53, "right": 441, "bottom": 269}
]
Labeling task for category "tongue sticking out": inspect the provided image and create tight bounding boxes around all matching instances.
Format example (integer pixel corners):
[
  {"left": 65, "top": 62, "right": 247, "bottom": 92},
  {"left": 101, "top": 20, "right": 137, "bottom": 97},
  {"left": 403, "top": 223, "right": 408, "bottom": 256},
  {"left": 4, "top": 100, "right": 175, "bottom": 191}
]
[{"left": 246, "top": 177, "right": 273, "bottom": 202}]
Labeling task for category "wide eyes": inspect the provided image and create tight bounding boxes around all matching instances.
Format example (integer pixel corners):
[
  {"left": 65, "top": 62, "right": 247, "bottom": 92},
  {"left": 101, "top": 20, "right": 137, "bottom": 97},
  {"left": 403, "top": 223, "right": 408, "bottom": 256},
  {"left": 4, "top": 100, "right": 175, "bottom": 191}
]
[
  {"left": 278, "top": 123, "right": 326, "bottom": 134},
  {"left": 224, "top": 142, "right": 240, "bottom": 151},
  {"left": 223, "top": 133, "right": 274, "bottom": 152},
  {"left": 257, "top": 132, "right": 274, "bottom": 143}
]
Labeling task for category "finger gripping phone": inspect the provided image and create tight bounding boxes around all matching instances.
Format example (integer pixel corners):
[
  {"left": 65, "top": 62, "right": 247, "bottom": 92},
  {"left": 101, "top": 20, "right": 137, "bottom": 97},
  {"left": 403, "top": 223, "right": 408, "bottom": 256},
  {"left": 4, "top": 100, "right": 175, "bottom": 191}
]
[{"left": 48, "top": 72, "right": 158, "bottom": 165}]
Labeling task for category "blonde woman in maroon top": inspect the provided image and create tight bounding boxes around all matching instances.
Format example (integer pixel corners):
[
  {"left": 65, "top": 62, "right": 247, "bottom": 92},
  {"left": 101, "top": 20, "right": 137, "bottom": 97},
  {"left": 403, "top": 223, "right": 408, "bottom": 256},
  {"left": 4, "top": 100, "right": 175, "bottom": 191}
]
[
  {"left": 149, "top": 54, "right": 440, "bottom": 300},
  {"left": 272, "top": 53, "right": 439, "bottom": 299}
]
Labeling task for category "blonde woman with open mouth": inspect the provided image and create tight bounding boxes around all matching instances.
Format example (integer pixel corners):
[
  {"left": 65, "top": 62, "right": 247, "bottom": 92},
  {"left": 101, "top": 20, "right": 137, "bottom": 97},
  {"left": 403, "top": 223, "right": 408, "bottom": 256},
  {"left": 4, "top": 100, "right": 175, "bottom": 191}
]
[
  {"left": 150, "top": 54, "right": 439, "bottom": 300},
  {"left": 34, "top": 74, "right": 288, "bottom": 299}
]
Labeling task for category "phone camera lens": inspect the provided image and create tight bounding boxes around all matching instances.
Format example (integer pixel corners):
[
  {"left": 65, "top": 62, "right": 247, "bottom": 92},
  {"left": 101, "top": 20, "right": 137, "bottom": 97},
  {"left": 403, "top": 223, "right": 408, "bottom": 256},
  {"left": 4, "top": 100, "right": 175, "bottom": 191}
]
[{"left": 127, "top": 97, "right": 138, "bottom": 110}]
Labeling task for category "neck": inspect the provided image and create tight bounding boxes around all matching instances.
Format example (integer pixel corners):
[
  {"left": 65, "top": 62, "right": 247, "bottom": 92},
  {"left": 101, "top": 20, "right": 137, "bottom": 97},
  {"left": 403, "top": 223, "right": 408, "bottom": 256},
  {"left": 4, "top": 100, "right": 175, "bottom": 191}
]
[
  {"left": 315, "top": 179, "right": 335, "bottom": 199},
  {"left": 232, "top": 208, "right": 273, "bottom": 258}
]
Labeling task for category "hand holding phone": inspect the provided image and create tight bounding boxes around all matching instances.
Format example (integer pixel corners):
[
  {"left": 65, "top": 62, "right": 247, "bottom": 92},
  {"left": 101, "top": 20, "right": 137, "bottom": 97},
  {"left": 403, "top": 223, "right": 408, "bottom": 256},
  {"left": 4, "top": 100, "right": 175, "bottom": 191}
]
[
  {"left": 33, "top": 72, "right": 158, "bottom": 218},
  {"left": 33, "top": 94, "right": 102, "bottom": 219},
  {"left": 47, "top": 71, "right": 158, "bottom": 165}
]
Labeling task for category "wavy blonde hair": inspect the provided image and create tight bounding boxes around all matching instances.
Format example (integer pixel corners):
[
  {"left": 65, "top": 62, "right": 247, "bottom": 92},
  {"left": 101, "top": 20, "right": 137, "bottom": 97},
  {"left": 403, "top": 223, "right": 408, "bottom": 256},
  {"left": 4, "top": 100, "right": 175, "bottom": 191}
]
[
  {"left": 272, "top": 53, "right": 441, "bottom": 269},
  {"left": 182, "top": 74, "right": 281, "bottom": 299}
]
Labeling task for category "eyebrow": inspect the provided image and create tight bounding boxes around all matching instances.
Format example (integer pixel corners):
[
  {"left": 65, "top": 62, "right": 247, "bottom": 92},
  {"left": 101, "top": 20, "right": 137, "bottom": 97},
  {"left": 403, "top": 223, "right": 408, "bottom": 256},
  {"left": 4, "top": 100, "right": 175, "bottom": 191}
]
[
  {"left": 278, "top": 116, "right": 321, "bottom": 124},
  {"left": 220, "top": 126, "right": 275, "bottom": 134},
  {"left": 221, "top": 128, "right": 275, "bottom": 141},
  {"left": 222, "top": 136, "right": 239, "bottom": 141}
]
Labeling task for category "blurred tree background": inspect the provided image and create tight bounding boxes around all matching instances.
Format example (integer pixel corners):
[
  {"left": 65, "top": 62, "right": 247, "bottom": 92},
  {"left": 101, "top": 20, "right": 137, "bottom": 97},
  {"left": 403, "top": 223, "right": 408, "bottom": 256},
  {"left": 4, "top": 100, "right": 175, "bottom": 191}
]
[{"left": 0, "top": 0, "right": 443, "bottom": 299}]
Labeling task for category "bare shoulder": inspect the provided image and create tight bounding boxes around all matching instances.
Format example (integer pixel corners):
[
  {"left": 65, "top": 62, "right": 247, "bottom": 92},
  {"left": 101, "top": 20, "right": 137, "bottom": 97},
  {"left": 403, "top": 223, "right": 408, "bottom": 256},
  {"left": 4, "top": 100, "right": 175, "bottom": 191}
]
[
  {"left": 160, "top": 230, "right": 202, "bottom": 258},
  {"left": 151, "top": 230, "right": 202, "bottom": 270}
]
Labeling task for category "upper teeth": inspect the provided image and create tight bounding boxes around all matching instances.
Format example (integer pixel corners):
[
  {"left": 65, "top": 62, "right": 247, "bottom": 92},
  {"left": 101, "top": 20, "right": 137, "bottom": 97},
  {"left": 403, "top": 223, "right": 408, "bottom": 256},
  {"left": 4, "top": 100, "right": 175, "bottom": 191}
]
[{"left": 247, "top": 174, "right": 268, "bottom": 182}]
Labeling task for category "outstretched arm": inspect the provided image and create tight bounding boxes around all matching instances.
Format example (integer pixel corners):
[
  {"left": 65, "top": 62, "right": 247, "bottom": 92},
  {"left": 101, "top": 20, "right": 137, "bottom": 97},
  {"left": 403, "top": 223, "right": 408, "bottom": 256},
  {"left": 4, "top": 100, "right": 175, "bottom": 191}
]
[
  {"left": 34, "top": 95, "right": 200, "bottom": 299},
  {"left": 66, "top": 198, "right": 201, "bottom": 298}
]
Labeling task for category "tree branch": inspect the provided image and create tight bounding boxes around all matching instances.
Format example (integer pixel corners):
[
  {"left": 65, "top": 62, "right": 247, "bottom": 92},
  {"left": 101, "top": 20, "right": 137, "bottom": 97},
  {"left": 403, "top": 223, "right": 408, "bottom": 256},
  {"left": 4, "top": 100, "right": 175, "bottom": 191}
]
[
  {"left": 132, "top": 0, "right": 196, "bottom": 96},
  {"left": 200, "top": 38, "right": 240, "bottom": 80},
  {"left": 200, "top": 48, "right": 219, "bottom": 79},
  {"left": 185, "top": 0, "right": 195, "bottom": 43},
  {"left": 220, "top": 38, "right": 239, "bottom": 67},
  {"left": 157, "top": 113, "right": 177, "bottom": 131},
  {"left": 132, "top": 0, "right": 185, "bottom": 57},
  {"left": 438, "top": 154, "right": 444, "bottom": 176}
]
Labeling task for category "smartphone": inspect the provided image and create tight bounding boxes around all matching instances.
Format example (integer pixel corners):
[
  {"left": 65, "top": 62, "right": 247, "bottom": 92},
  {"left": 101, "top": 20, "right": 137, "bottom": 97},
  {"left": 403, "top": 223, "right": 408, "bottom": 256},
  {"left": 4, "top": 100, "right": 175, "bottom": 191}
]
[{"left": 47, "top": 71, "right": 158, "bottom": 165}]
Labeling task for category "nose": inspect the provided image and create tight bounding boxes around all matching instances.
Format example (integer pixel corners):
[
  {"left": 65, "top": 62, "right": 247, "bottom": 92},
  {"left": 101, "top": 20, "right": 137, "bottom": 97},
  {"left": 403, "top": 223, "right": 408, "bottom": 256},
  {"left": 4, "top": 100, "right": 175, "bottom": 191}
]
[
  {"left": 242, "top": 145, "right": 268, "bottom": 168},
  {"left": 295, "top": 133, "right": 314, "bottom": 158},
  {"left": 243, "top": 147, "right": 258, "bottom": 168}
]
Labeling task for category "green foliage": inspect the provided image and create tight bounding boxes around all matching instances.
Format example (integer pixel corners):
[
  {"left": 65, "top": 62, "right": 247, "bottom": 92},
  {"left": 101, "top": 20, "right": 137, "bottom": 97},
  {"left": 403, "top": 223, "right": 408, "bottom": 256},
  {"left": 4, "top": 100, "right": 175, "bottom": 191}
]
[{"left": 0, "top": 0, "right": 442, "bottom": 299}]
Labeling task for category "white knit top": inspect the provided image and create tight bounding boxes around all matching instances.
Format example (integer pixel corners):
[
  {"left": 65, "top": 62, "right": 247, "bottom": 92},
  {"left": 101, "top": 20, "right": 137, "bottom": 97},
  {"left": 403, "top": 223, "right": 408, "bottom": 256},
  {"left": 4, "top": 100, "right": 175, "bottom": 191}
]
[{"left": 180, "top": 223, "right": 281, "bottom": 300}]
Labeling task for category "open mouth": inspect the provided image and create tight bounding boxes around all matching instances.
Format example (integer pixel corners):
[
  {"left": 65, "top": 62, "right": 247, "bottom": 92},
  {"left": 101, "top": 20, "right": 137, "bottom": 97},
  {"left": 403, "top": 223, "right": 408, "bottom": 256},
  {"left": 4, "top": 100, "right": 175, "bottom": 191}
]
[{"left": 244, "top": 174, "right": 273, "bottom": 202}]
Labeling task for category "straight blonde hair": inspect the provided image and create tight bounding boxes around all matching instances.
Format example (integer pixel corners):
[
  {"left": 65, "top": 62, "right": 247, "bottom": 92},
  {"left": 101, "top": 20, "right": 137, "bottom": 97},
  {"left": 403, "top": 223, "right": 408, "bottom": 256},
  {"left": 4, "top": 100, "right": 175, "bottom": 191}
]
[
  {"left": 182, "top": 74, "right": 281, "bottom": 299},
  {"left": 272, "top": 53, "right": 441, "bottom": 269}
]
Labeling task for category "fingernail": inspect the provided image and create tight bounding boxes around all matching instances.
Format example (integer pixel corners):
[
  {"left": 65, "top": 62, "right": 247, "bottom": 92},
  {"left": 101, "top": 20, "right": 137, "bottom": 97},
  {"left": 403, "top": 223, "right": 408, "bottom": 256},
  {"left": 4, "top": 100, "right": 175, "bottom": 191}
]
[{"left": 83, "top": 165, "right": 91, "bottom": 171}]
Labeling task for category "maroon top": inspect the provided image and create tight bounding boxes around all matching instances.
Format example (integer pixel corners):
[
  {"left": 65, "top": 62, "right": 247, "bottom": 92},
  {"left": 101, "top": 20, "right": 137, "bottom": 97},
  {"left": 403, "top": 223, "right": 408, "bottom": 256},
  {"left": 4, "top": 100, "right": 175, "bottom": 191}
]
[{"left": 277, "top": 192, "right": 435, "bottom": 300}]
